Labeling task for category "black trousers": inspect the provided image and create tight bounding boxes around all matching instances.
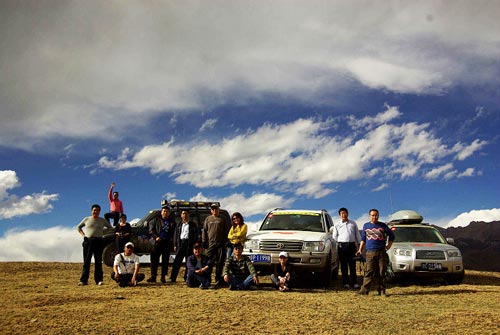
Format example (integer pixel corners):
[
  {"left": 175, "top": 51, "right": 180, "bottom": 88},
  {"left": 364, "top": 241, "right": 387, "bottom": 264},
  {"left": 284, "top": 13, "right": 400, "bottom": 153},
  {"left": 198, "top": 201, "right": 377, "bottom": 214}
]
[
  {"left": 150, "top": 240, "right": 171, "bottom": 278},
  {"left": 111, "top": 272, "right": 145, "bottom": 287},
  {"left": 104, "top": 211, "right": 121, "bottom": 226},
  {"left": 170, "top": 239, "right": 193, "bottom": 281},
  {"left": 79, "top": 237, "right": 104, "bottom": 284},
  {"left": 338, "top": 242, "right": 358, "bottom": 286}
]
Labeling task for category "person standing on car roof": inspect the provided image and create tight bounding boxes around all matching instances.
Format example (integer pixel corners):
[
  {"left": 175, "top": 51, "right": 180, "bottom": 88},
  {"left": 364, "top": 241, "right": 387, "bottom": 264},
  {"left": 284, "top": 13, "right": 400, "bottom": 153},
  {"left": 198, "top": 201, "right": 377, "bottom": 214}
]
[
  {"left": 147, "top": 205, "right": 176, "bottom": 284},
  {"left": 104, "top": 182, "right": 124, "bottom": 226},
  {"left": 202, "top": 203, "right": 231, "bottom": 286},
  {"left": 356, "top": 209, "right": 394, "bottom": 296},
  {"left": 169, "top": 210, "right": 199, "bottom": 283},
  {"left": 333, "top": 207, "right": 361, "bottom": 289},
  {"left": 77, "top": 204, "right": 113, "bottom": 286}
]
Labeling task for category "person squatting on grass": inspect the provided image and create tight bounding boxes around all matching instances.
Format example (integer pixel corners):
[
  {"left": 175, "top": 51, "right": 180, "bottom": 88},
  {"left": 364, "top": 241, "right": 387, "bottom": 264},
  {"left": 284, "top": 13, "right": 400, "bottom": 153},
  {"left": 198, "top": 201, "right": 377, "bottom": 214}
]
[
  {"left": 77, "top": 204, "right": 113, "bottom": 286},
  {"left": 186, "top": 242, "right": 214, "bottom": 289},
  {"left": 356, "top": 209, "right": 394, "bottom": 296},
  {"left": 223, "top": 243, "right": 259, "bottom": 290},
  {"left": 270, "top": 251, "right": 296, "bottom": 292},
  {"left": 111, "top": 242, "right": 145, "bottom": 287}
]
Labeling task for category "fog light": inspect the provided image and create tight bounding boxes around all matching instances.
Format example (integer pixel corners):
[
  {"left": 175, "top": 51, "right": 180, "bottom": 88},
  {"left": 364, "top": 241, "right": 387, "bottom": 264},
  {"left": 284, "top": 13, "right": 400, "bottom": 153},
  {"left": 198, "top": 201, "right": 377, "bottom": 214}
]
[{"left": 309, "top": 258, "right": 321, "bottom": 264}]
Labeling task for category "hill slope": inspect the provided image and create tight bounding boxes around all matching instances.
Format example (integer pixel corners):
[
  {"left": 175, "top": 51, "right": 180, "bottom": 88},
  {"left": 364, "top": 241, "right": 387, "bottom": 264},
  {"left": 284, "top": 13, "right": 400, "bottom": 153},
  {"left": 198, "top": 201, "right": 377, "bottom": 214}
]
[{"left": 436, "top": 221, "right": 500, "bottom": 272}]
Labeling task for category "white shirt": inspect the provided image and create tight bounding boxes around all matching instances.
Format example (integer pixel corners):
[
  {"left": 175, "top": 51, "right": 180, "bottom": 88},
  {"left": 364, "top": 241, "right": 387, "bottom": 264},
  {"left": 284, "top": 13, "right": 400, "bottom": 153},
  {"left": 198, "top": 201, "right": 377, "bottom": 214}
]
[
  {"left": 180, "top": 222, "right": 190, "bottom": 239},
  {"left": 113, "top": 252, "right": 140, "bottom": 274},
  {"left": 333, "top": 219, "right": 361, "bottom": 244}
]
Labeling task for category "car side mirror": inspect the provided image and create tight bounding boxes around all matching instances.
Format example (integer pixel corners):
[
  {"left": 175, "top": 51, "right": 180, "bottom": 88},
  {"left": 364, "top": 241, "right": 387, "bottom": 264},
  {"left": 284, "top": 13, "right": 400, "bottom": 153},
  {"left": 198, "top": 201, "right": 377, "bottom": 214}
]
[{"left": 446, "top": 237, "right": 455, "bottom": 245}]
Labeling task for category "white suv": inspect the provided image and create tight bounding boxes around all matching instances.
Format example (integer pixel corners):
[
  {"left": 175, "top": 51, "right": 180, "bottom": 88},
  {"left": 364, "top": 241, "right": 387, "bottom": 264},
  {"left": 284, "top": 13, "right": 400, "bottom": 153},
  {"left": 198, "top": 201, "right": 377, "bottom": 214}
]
[
  {"left": 243, "top": 209, "right": 339, "bottom": 286},
  {"left": 387, "top": 210, "right": 464, "bottom": 284}
]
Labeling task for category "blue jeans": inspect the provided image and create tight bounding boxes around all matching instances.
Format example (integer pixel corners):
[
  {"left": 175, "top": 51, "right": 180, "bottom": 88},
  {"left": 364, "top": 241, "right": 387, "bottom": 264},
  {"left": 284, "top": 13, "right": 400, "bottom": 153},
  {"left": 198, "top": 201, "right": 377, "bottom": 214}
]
[{"left": 227, "top": 274, "right": 254, "bottom": 290}]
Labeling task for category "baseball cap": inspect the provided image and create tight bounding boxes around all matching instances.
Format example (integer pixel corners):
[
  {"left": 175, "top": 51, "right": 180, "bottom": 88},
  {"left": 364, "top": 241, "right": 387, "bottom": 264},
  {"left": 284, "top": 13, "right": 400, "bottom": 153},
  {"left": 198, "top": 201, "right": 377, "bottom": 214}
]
[
  {"left": 210, "top": 203, "right": 219, "bottom": 208},
  {"left": 279, "top": 251, "right": 288, "bottom": 258},
  {"left": 125, "top": 242, "right": 134, "bottom": 248}
]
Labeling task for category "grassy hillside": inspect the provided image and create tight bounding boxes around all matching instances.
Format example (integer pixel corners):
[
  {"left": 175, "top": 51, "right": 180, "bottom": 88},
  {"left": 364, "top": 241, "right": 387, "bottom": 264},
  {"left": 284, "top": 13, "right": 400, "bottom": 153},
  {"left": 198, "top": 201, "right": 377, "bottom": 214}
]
[{"left": 2, "top": 262, "right": 499, "bottom": 335}]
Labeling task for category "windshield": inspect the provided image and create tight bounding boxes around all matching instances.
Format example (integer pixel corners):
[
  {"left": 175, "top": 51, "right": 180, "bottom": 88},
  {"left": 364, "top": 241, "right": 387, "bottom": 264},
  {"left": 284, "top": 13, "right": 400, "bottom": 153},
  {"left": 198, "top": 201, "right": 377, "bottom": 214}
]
[
  {"left": 260, "top": 212, "right": 324, "bottom": 232},
  {"left": 392, "top": 226, "right": 447, "bottom": 244}
]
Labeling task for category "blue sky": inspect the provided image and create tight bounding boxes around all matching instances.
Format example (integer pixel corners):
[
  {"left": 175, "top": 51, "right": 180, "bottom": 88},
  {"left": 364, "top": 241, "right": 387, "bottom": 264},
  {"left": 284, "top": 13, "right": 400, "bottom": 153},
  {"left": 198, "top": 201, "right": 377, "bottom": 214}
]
[{"left": 1, "top": 1, "right": 499, "bottom": 262}]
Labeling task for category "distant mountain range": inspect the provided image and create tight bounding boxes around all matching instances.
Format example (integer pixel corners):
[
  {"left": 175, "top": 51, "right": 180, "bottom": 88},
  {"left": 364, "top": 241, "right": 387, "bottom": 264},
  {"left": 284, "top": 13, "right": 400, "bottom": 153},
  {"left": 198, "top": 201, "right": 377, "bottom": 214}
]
[{"left": 435, "top": 221, "right": 500, "bottom": 272}]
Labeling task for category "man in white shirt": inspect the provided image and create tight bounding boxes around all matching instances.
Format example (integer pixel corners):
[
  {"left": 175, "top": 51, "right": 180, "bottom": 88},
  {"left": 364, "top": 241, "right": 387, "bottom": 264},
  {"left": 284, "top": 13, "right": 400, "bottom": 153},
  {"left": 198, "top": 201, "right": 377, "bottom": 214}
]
[
  {"left": 111, "top": 242, "right": 145, "bottom": 287},
  {"left": 332, "top": 207, "right": 361, "bottom": 289}
]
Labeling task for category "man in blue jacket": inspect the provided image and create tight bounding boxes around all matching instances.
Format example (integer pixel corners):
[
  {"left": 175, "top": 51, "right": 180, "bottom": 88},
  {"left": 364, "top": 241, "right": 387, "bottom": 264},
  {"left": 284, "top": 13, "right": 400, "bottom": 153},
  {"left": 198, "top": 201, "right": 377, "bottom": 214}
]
[{"left": 356, "top": 209, "right": 394, "bottom": 296}]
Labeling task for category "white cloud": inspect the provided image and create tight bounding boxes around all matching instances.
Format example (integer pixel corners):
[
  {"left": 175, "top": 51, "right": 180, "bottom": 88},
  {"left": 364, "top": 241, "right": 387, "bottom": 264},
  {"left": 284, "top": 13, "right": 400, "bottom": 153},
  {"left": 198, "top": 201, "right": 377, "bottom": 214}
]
[
  {"left": 1, "top": 1, "right": 499, "bottom": 149},
  {"left": 453, "top": 139, "right": 488, "bottom": 161},
  {"left": 199, "top": 118, "right": 218, "bottom": 132},
  {"left": 445, "top": 208, "right": 500, "bottom": 228},
  {"left": 372, "top": 183, "right": 389, "bottom": 192},
  {"left": 190, "top": 192, "right": 292, "bottom": 218},
  {"left": 0, "top": 226, "right": 81, "bottom": 262},
  {"left": 98, "top": 107, "right": 486, "bottom": 198},
  {"left": 0, "top": 170, "right": 59, "bottom": 219}
]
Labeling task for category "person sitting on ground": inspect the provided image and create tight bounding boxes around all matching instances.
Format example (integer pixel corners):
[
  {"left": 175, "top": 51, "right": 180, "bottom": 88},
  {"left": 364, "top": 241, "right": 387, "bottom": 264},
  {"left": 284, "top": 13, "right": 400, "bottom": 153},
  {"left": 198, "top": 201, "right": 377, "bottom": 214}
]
[
  {"left": 222, "top": 243, "right": 259, "bottom": 290},
  {"left": 111, "top": 242, "right": 145, "bottom": 287},
  {"left": 186, "top": 242, "right": 213, "bottom": 289},
  {"left": 270, "top": 251, "right": 296, "bottom": 292}
]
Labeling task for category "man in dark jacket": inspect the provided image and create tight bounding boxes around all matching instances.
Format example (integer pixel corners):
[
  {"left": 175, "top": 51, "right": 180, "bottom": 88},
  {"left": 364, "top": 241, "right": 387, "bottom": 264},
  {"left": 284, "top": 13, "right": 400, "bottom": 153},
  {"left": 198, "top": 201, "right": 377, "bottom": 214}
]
[
  {"left": 147, "top": 206, "right": 175, "bottom": 284},
  {"left": 169, "top": 210, "right": 199, "bottom": 282}
]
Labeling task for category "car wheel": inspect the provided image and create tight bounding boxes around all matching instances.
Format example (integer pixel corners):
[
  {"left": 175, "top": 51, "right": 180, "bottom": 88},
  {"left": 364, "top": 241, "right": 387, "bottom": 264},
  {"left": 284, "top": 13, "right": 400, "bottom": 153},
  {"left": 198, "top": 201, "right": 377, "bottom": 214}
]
[
  {"left": 446, "top": 271, "right": 464, "bottom": 285},
  {"left": 103, "top": 243, "right": 118, "bottom": 267},
  {"left": 320, "top": 255, "right": 333, "bottom": 287},
  {"left": 386, "top": 262, "right": 396, "bottom": 284}
]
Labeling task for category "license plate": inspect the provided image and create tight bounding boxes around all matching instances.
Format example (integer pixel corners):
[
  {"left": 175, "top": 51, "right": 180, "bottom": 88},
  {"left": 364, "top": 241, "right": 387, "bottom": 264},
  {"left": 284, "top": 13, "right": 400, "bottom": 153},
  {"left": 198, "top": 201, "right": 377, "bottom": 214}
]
[
  {"left": 248, "top": 254, "right": 271, "bottom": 263},
  {"left": 421, "top": 263, "right": 442, "bottom": 270}
]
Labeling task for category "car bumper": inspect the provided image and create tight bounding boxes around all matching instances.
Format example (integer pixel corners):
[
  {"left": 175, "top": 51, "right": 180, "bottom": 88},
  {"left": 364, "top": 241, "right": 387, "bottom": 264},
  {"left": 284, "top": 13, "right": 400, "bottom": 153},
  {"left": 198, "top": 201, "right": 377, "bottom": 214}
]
[{"left": 389, "top": 256, "right": 464, "bottom": 275}]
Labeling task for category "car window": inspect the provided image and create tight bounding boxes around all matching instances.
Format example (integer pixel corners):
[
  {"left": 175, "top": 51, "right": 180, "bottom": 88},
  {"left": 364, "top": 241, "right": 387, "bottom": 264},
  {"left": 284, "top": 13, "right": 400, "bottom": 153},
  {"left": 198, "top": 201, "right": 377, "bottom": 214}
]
[
  {"left": 393, "top": 226, "right": 446, "bottom": 243},
  {"left": 260, "top": 213, "right": 324, "bottom": 232}
]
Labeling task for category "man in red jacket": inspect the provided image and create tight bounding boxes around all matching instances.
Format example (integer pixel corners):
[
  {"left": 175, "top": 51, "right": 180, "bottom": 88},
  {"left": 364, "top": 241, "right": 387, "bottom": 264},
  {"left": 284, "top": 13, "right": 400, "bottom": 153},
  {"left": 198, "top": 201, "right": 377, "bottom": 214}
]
[{"left": 104, "top": 182, "right": 124, "bottom": 226}]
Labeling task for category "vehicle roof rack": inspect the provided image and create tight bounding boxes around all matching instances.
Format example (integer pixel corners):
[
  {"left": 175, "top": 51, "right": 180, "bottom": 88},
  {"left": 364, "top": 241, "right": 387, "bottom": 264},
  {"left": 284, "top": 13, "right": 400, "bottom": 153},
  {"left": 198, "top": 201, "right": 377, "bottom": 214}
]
[
  {"left": 160, "top": 199, "right": 220, "bottom": 211},
  {"left": 389, "top": 209, "right": 424, "bottom": 225}
]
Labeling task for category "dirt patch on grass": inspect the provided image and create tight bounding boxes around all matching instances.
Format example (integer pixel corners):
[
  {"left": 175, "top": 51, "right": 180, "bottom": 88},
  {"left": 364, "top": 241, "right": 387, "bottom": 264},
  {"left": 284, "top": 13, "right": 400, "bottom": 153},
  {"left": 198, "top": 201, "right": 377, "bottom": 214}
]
[{"left": 1, "top": 262, "right": 499, "bottom": 334}]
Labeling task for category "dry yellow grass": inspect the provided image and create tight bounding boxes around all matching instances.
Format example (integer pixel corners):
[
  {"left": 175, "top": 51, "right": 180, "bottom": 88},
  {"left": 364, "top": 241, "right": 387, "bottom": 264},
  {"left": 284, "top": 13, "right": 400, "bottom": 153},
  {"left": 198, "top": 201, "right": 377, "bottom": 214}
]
[{"left": 2, "top": 262, "right": 499, "bottom": 335}]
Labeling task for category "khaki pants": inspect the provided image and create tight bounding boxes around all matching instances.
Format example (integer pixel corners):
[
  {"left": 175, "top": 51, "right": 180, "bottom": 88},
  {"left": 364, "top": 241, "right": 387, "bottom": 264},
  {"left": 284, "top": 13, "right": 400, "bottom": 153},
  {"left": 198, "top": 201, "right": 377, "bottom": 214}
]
[{"left": 360, "top": 250, "right": 388, "bottom": 293}]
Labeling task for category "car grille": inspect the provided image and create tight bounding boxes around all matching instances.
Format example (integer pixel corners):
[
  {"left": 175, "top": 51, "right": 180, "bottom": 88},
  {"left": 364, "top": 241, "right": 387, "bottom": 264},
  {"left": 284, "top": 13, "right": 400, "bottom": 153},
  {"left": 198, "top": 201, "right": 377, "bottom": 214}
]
[
  {"left": 260, "top": 240, "right": 303, "bottom": 252},
  {"left": 415, "top": 250, "right": 445, "bottom": 260}
]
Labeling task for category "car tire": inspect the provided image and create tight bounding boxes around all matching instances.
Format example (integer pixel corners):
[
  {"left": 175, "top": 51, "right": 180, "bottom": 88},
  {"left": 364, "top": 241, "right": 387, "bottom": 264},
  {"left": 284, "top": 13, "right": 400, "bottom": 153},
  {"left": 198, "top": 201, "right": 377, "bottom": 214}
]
[
  {"left": 103, "top": 243, "right": 118, "bottom": 267},
  {"left": 446, "top": 271, "right": 464, "bottom": 285},
  {"left": 320, "top": 255, "right": 333, "bottom": 287}
]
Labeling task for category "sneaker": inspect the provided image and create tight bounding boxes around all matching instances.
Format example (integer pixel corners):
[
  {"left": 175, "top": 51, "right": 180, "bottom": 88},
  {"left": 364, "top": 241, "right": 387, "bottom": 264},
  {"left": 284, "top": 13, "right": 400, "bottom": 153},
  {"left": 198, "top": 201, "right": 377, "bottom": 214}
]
[
  {"left": 97, "top": 281, "right": 103, "bottom": 286},
  {"left": 343, "top": 284, "right": 350, "bottom": 289},
  {"left": 353, "top": 284, "right": 360, "bottom": 289},
  {"left": 146, "top": 277, "right": 156, "bottom": 283},
  {"left": 167, "top": 278, "right": 175, "bottom": 283},
  {"left": 78, "top": 281, "right": 87, "bottom": 286},
  {"left": 356, "top": 290, "right": 369, "bottom": 295}
]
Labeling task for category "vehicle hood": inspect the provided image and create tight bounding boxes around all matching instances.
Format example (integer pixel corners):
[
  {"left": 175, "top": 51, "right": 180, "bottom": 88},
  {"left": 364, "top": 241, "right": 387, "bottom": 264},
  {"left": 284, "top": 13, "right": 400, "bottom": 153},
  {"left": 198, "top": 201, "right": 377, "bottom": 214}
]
[
  {"left": 391, "top": 242, "right": 458, "bottom": 251},
  {"left": 247, "top": 230, "right": 329, "bottom": 242}
]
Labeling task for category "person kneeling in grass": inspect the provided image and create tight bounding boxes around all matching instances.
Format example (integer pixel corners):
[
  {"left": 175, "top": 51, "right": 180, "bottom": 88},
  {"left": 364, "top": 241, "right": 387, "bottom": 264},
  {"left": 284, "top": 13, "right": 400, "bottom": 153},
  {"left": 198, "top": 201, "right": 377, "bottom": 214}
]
[
  {"left": 222, "top": 243, "right": 259, "bottom": 290},
  {"left": 111, "top": 242, "right": 145, "bottom": 287}
]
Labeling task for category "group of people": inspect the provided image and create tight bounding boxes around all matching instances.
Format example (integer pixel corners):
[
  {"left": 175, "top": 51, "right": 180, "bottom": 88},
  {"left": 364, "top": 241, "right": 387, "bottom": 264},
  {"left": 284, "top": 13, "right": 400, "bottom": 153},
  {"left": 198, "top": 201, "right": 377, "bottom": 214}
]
[{"left": 77, "top": 183, "right": 394, "bottom": 294}]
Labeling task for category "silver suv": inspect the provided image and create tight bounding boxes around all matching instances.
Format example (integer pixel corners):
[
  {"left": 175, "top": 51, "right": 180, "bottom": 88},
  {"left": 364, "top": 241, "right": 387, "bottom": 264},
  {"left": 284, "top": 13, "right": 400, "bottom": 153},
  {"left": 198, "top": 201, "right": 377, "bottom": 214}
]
[
  {"left": 387, "top": 210, "right": 464, "bottom": 284},
  {"left": 243, "top": 209, "right": 339, "bottom": 286}
]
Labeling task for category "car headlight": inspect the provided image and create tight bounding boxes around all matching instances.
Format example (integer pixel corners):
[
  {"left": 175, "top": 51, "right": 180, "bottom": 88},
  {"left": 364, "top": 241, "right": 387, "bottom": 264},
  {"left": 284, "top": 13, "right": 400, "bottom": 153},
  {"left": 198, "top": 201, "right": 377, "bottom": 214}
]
[
  {"left": 447, "top": 249, "right": 461, "bottom": 258},
  {"left": 303, "top": 241, "right": 325, "bottom": 252},
  {"left": 244, "top": 239, "right": 259, "bottom": 250},
  {"left": 393, "top": 247, "right": 412, "bottom": 257}
]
